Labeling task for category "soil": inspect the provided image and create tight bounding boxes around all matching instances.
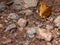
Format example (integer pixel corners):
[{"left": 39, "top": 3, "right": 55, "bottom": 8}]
[{"left": 0, "top": 0, "right": 60, "bottom": 45}]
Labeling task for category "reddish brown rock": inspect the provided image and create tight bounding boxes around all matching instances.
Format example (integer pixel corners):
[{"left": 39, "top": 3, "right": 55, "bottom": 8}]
[
  {"left": 0, "top": 0, "right": 9, "bottom": 4},
  {"left": 0, "top": 24, "right": 3, "bottom": 28},
  {"left": 37, "top": 28, "right": 53, "bottom": 41}
]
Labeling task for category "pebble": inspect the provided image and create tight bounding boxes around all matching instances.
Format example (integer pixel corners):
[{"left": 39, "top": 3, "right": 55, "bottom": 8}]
[
  {"left": 51, "top": 28, "right": 60, "bottom": 38},
  {"left": 46, "top": 24, "right": 53, "bottom": 30},
  {"left": 8, "top": 13, "right": 19, "bottom": 20},
  {"left": 5, "top": 24, "right": 16, "bottom": 32},
  {"left": 13, "top": 0, "right": 22, "bottom": 4},
  {"left": 0, "top": 3, "right": 6, "bottom": 11},
  {"left": 38, "top": 41, "right": 47, "bottom": 45},
  {"left": 54, "top": 16, "right": 60, "bottom": 29},
  {"left": 47, "top": 42, "right": 51, "bottom": 45},
  {"left": 17, "top": 18, "right": 28, "bottom": 27},
  {"left": 2, "top": 38, "right": 12, "bottom": 44},
  {"left": 20, "top": 9, "right": 33, "bottom": 15},
  {"left": 23, "top": 0, "right": 38, "bottom": 8},
  {"left": 12, "top": 4, "right": 22, "bottom": 11},
  {"left": 13, "top": 0, "right": 38, "bottom": 8},
  {"left": 37, "top": 28, "right": 53, "bottom": 41},
  {"left": 0, "top": 0, "right": 9, "bottom": 3},
  {"left": 0, "top": 24, "right": 3, "bottom": 28},
  {"left": 26, "top": 27, "right": 38, "bottom": 38},
  {"left": 52, "top": 38, "right": 60, "bottom": 45}
]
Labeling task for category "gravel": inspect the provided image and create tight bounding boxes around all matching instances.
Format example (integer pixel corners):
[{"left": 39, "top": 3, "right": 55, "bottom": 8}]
[
  {"left": 13, "top": 0, "right": 38, "bottom": 9},
  {"left": 37, "top": 28, "right": 53, "bottom": 41},
  {"left": 20, "top": 9, "right": 33, "bottom": 15},
  {"left": 0, "top": 24, "right": 3, "bottom": 28},
  {"left": 5, "top": 24, "right": 16, "bottom": 32},
  {"left": 46, "top": 24, "right": 54, "bottom": 30},
  {"left": 47, "top": 42, "right": 52, "bottom": 45},
  {"left": 54, "top": 16, "right": 60, "bottom": 29},
  {"left": 17, "top": 18, "right": 28, "bottom": 27},
  {"left": 52, "top": 38, "right": 60, "bottom": 45},
  {"left": 1, "top": 38, "right": 12, "bottom": 44},
  {"left": 8, "top": 13, "right": 19, "bottom": 20},
  {"left": 13, "top": 0, "right": 22, "bottom": 4},
  {"left": 0, "top": 3, "right": 6, "bottom": 11},
  {"left": 23, "top": 0, "right": 38, "bottom": 8},
  {"left": 12, "top": 4, "right": 22, "bottom": 11},
  {"left": 0, "top": 0, "right": 60, "bottom": 45},
  {"left": 26, "top": 27, "right": 38, "bottom": 38}
]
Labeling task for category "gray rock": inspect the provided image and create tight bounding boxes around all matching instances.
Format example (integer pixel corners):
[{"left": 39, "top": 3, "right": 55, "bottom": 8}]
[
  {"left": 13, "top": 0, "right": 38, "bottom": 9},
  {"left": 5, "top": 24, "right": 16, "bottom": 32},
  {"left": 26, "top": 27, "right": 38, "bottom": 38},
  {"left": 23, "top": 0, "right": 38, "bottom": 8},
  {"left": 0, "top": 3, "right": 6, "bottom": 11},
  {"left": 54, "top": 16, "right": 60, "bottom": 29},
  {"left": 13, "top": 0, "right": 22, "bottom": 4},
  {"left": 46, "top": 24, "right": 53, "bottom": 30},
  {"left": 12, "top": 0, "right": 23, "bottom": 10},
  {"left": 37, "top": 28, "right": 53, "bottom": 41},
  {"left": 8, "top": 13, "right": 19, "bottom": 20},
  {"left": 12, "top": 4, "right": 22, "bottom": 11},
  {"left": 17, "top": 18, "right": 28, "bottom": 27},
  {"left": 20, "top": 9, "right": 33, "bottom": 15}
]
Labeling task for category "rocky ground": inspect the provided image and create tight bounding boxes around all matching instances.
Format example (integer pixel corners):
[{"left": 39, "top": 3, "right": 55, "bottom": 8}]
[{"left": 0, "top": 0, "right": 60, "bottom": 45}]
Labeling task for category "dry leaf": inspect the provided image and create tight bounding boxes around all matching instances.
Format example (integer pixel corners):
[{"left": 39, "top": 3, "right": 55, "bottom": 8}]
[{"left": 39, "top": 2, "right": 52, "bottom": 18}]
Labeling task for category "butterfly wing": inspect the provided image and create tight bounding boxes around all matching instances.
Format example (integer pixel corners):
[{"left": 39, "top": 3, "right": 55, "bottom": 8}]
[
  {"left": 39, "top": 2, "right": 52, "bottom": 18},
  {"left": 40, "top": 2, "right": 47, "bottom": 18},
  {"left": 42, "top": 6, "right": 52, "bottom": 18}
]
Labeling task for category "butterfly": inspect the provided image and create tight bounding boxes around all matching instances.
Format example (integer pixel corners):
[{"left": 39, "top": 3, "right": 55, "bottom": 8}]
[{"left": 39, "top": 2, "right": 52, "bottom": 18}]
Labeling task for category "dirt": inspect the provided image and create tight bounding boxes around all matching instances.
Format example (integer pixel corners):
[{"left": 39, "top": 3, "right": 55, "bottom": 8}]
[{"left": 0, "top": 0, "right": 60, "bottom": 45}]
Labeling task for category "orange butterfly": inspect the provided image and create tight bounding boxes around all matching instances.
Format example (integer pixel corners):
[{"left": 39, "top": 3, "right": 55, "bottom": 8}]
[{"left": 39, "top": 2, "right": 52, "bottom": 18}]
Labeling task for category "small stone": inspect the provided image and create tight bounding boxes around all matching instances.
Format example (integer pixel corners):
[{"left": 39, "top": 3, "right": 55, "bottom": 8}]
[
  {"left": 47, "top": 42, "right": 51, "bottom": 45},
  {"left": 4, "top": 20, "right": 8, "bottom": 23},
  {"left": 2, "top": 39, "right": 12, "bottom": 44},
  {"left": 5, "top": 24, "right": 16, "bottom": 32},
  {"left": 20, "top": 9, "right": 33, "bottom": 15},
  {"left": 26, "top": 27, "right": 38, "bottom": 38},
  {"left": 17, "top": 18, "right": 28, "bottom": 27},
  {"left": 13, "top": 0, "right": 22, "bottom": 4},
  {"left": 54, "top": 16, "right": 60, "bottom": 29},
  {"left": 0, "top": 3, "right": 6, "bottom": 11},
  {"left": 12, "top": 4, "right": 22, "bottom": 11},
  {"left": 51, "top": 28, "right": 60, "bottom": 38},
  {"left": 0, "top": 0, "right": 9, "bottom": 3},
  {"left": 46, "top": 24, "right": 53, "bottom": 30},
  {"left": 52, "top": 38, "right": 60, "bottom": 45},
  {"left": 37, "top": 28, "right": 53, "bottom": 41},
  {"left": 2, "top": 37, "right": 12, "bottom": 44},
  {"left": 8, "top": 13, "right": 19, "bottom": 20},
  {"left": 24, "top": 40, "right": 29, "bottom": 45},
  {"left": 22, "top": 0, "right": 38, "bottom": 8},
  {"left": 0, "top": 24, "right": 3, "bottom": 28},
  {"left": 13, "top": 0, "right": 38, "bottom": 9},
  {"left": 39, "top": 41, "right": 47, "bottom": 45},
  {"left": 49, "top": 17, "right": 54, "bottom": 22}
]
